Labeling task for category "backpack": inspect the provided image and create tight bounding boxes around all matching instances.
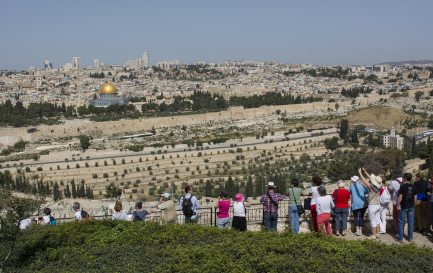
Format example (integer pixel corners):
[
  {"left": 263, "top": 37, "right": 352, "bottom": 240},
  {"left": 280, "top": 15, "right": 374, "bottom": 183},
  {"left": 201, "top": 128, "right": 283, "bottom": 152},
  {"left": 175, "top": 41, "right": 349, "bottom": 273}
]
[
  {"left": 49, "top": 215, "right": 57, "bottom": 225},
  {"left": 182, "top": 195, "right": 194, "bottom": 219},
  {"left": 380, "top": 188, "right": 391, "bottom": 206},
  {"left": 132, "top": 211, "right": 147, "bottom": 221},
  {"left": 81, "top": 209, "right": 89, "bottom": 219}
]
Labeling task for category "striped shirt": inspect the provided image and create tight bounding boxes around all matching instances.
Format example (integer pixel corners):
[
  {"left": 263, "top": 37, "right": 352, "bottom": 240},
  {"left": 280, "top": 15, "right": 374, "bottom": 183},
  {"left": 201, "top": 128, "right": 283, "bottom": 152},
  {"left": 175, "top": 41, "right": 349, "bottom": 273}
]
[{"left": 260, "top": 192, "right": 285, "bottom": 213}]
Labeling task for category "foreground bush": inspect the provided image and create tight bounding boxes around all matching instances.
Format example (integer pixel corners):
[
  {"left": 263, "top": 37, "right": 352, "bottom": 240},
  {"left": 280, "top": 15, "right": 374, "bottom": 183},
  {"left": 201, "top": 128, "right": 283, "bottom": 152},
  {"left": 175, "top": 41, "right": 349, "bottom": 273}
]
[{"left": 3, "top": 221, "right": 433, "bottom": 273}]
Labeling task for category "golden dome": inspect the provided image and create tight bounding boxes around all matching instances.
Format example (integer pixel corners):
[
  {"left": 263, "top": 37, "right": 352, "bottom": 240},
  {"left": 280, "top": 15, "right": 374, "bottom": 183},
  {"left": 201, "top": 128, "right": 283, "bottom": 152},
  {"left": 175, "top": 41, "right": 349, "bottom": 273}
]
[{"left": 99, "top": 83, "right": 118, "bottom": 94}]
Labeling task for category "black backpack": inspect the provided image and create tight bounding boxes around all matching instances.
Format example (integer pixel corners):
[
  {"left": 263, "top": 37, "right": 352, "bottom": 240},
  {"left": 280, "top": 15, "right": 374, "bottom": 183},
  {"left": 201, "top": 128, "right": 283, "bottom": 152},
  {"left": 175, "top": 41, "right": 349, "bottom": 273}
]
[
  {"left": 182, "top": 195, "right": 194, "bottom": 219},
  {"left": 81, "top": 209, "right": 89, "bottom": 219}
]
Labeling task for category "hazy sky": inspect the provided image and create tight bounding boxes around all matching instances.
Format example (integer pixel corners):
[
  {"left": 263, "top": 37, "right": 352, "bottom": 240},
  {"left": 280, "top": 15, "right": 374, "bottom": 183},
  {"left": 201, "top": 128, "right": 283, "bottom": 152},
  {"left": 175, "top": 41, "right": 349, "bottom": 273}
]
[{"left": 1, "top": 0, "right": 433, "bottom": 69}]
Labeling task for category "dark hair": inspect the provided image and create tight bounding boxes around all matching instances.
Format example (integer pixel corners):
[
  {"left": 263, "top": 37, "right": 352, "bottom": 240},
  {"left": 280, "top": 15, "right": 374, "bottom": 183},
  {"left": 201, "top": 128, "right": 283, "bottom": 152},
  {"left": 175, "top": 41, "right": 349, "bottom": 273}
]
[
  {"left": 135, "top": 202, "right": 143, "bottom": 209},
  {"left": 291, "top": 178, "right": 299, "bottom": 187},
  {"left": 43, "top": 207, "right": 51, "bottom": 216},
  {"left": 318, "top": 186, "right": 327, "bottom": 196},
  {"left": 184, "top": 185, "right": 192, "bottom": 193},
  {"left": 114, "top": 201, "right": 122, "bottom": 212},
  {"left": 312, "top": 176, "right": 322, "bottom": 186},
  {"left": 72, "top": 202, "right": 80, "bottom": 210},
  {"left": 220, "top": 191, "right": 228, "bottom": 198},
  {"left": 404, "top": 173, "right": 412, "bottom": 182}
]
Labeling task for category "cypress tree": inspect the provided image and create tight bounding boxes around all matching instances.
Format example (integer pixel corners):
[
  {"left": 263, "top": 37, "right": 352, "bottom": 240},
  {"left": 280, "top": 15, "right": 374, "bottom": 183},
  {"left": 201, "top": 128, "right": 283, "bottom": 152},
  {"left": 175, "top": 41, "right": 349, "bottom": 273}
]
[
  {"left": 204, "top": 180, "right": 213, "bottom": 197},
  {"left": 71, "top": 180, "right": 77, "bottom": 198},
  {"left": 53, "top": 182, "right": 62, "bottom": 201},
  {"left": 245, "top": 175, "right": 253, "bottom": 197},
  {"left": 225, "top": 176, "right": 235, "bottom": 198},
  {"left": 64, "top": 183, "right": 71, "bottom": 198}
]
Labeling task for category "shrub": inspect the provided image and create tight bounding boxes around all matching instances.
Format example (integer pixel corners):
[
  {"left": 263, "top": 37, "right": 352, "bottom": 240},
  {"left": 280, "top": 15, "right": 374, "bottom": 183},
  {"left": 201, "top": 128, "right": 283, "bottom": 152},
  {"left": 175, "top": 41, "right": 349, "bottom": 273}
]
[{"left": 4, "top": 222, "right": 433, "bottom": 273}]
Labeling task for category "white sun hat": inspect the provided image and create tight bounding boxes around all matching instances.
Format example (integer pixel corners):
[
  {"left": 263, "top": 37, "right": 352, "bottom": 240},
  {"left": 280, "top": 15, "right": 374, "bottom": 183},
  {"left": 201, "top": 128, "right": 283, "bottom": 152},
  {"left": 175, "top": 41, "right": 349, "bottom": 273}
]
[{"left": 370, "top": 174, "right": 383, "bottom": 189}]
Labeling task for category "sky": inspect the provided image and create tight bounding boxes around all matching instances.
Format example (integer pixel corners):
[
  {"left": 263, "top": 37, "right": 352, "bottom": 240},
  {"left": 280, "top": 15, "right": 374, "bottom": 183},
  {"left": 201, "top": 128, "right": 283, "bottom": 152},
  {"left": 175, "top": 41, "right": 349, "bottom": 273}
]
[{"left": 1, "top": 0, "right": 433, "bottom": 69}]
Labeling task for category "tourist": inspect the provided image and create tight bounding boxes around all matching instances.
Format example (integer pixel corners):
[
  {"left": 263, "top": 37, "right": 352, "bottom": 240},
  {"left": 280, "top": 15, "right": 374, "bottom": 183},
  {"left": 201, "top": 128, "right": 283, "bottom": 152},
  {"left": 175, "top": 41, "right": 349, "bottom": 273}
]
[
  {"left": 179, "top": 185, "right": 200, "bottom": 223},
  {"left": 112, "top": 201, "right": 128, "bottom": 221},
  {"left": 132, "top": 201, "right": 149, "bottom": 221},
  {"left": 309, "top": 176, "right": 323, "bottom": 232},
  {"left": 260, "top": 181, "right": 285, "bottom": 231},
  {"left": 332, "top": 180, "right": 350, "bottom": 236},
  {"left": 232, "top": 193, "right": 251, "bottom": 231},
  {"left": 397, "top": 173, "right": 417, "bottom": 242},
  {"left": 158, "top": 192, "right": 176, "bottom": 223},
  {"left": 287, "top": 178, "right": 303, "bottom": 234},
  {"left": 19, "top": 215, "right": 33, "bottom": 230},
  {"left": 73, "top": 202, "right": 89, "bottom": 222},
  {"left": 413, "top": 173, "right": 431, "bottom": 235},
  {"left": 379, "top": 180, "right": 392, "bottom": 234},
  {"left": 215, "top": 191, "right": 231, "bottom": 229},
  {"left": 389, "top": 177, "right": 403, "bottom": 232},
  {"left": 316, "top": 186, "right": 334, "bottom": 236},
  {"left": 41, "top": 207, "right": 57, "bottom": 225},
  {"left": 430, "top": 177, "right": 433, "bottom": 233},
  {"left": 358, "top": 168, "right": 383, "bottom": 239},
  {"left": 349, "top": 175, "right": 368, "bottom": 236}
]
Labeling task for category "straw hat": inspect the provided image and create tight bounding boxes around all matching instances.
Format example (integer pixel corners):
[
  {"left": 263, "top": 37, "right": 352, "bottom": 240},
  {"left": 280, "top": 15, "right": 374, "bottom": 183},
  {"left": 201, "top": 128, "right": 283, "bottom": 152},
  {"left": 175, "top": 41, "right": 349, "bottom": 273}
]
[
  {"left": 267, "top": 181, "right": 275, "bottom": 188},
  {"left": 370, "top": 174, "right": 383, "bottom": 189}
]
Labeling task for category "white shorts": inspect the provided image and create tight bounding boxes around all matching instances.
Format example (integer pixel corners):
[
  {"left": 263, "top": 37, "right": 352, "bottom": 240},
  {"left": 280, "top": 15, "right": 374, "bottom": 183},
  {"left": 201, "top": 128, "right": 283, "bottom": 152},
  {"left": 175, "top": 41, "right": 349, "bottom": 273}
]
[{"left": 368, "top": 205, "right": 381, "bottom": 228}]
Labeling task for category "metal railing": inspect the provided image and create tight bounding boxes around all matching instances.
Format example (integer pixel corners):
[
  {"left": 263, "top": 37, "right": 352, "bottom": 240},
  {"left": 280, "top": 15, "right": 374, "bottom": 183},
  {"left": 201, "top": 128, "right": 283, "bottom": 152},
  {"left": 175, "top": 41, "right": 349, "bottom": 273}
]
[
  {"left": 53, "top": 199, "right": 302, "bottom": 226},
  {"left": 51, "top": 197, "right": 396, "bottom": 229}
]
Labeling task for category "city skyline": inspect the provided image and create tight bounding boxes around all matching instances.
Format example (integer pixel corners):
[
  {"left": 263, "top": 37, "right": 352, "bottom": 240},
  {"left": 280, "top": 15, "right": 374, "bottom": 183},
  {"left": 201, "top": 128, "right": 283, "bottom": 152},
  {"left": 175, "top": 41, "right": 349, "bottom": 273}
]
[{"left": 1, "top": 0, "right": 433, "bottom": 69}]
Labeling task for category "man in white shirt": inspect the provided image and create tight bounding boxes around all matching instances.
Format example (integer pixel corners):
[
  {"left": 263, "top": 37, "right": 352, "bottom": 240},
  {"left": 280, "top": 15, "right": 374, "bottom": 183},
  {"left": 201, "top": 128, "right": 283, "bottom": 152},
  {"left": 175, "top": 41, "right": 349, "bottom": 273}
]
[
  {"left": 42, "top": 207, "right": 52, "bottom": 225},
  {"left": 73, "top": 202, "right": 83, "bottom": 221}
]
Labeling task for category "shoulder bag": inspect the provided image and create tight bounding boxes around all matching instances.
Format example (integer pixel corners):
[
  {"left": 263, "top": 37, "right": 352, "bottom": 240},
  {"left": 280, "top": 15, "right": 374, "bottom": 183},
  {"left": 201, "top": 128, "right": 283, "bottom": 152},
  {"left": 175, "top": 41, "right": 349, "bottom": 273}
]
[{"left": 291, "top": 188, "right": 305, "bottom": 217}]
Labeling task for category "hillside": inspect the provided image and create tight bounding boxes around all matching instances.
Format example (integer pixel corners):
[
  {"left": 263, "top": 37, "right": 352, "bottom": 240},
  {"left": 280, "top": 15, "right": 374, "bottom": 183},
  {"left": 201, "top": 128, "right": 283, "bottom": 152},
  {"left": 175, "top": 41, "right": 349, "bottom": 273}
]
[
  {"left": 3, "top": 221, "right": 433, "bottom": 273},
  {"left": 376, "top": 60, "right": 433, "bottom": 65},
  {"left": 347, "top": 106, "right": 421, "bottom": 130}
]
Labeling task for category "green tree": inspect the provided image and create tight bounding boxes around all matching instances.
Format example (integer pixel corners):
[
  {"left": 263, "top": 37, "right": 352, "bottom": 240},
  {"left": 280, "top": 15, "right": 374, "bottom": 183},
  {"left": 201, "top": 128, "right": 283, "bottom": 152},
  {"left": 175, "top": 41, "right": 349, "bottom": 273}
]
[
  {"left": 350, "top": 130, "right": 359, "bottom": 148},
  {"left": 225, "top": 176, "right": 235, "bottom": 198},
  {"left": 0, "top": 184, "right": 43, "bottom": 270},
  {"left": 339, "top": 119, "right": 349, "bottom": 141},
  {"left": 204, "top": 180, "right": 212, "bottom": 197},
  {"left": 324, "top": 137, "right": 339, "bottom": 151},
  {"left": 105, "top": 183, "right": 122, "bottom": 199},
  {"left": 71, "top": 180, "right": 77, "bottom": 198},
  {"left": 245, "top": 176, "right": 253, "bottom": 197},
  {"left": 78, "top": 135, "right": 91, "bottom": 150},
  {"left": 254, "top": 175, "right": 264, "bottom": 197},
  {"left": 64, "top": 183, "right": 71, "bottom": 198},
  {"left": 53, "top": 182, "right": 62, "bottom": 201},
  {"left": 415, "top": 91, "right": 423, "bottom": 103}
]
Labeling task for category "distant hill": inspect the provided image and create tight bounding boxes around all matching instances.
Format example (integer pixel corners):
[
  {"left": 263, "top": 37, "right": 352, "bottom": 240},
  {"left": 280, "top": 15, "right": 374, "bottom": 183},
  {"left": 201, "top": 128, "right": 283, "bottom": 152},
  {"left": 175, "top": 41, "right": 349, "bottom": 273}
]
[{"left": 376, "top": 60, "right": 433, "bottom": 66}]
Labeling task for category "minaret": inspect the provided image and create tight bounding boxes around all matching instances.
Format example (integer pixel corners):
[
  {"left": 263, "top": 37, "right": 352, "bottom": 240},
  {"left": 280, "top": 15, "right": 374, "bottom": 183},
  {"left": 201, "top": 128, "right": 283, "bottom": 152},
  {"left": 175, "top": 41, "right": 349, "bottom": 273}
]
[{"left": 391, "top": 126, "right": 396, "bottom": 137}]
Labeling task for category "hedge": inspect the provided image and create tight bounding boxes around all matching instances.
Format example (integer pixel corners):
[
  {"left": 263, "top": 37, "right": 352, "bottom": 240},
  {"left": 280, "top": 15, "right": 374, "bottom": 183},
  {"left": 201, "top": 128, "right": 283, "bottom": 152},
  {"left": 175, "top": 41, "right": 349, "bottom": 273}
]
[{"left": 3, "top": 221, "right": 433, "bottom": 273}]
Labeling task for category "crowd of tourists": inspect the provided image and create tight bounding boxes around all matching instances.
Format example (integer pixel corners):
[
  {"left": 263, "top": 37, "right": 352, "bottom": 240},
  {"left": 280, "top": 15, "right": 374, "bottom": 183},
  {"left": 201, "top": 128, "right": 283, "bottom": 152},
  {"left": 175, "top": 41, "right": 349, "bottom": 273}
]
[{"left": 19, "top": 168, "right": 433, "bottom": 243}]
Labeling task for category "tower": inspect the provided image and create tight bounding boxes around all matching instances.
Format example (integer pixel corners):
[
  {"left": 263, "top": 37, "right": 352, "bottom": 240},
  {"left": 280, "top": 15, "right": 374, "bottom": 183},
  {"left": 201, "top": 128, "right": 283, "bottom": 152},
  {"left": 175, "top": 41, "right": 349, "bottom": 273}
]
[
  {"left": 142, "top": 52, "right": 149, "bottom": 66},
  {"left": 44, "top": 59, "right": 53, "bottom": 70},
  {"left": 72, "top": 57, "right": 81, "bottom": 69}
]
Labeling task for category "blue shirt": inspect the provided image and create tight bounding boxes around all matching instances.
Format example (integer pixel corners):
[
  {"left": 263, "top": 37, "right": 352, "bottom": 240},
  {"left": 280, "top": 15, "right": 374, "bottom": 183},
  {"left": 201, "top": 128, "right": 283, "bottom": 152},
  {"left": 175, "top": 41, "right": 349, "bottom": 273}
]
[{"left": 349, "top": 182, "right": 368, "bottom": 210}]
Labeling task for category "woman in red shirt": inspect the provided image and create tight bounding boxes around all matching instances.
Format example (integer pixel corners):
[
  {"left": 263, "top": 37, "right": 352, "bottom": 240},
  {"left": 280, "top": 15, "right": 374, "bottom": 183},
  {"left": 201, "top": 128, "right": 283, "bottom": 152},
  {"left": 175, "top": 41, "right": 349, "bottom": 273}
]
[{"left": 332, "top": 180, "right": 351, "bottom": 236}]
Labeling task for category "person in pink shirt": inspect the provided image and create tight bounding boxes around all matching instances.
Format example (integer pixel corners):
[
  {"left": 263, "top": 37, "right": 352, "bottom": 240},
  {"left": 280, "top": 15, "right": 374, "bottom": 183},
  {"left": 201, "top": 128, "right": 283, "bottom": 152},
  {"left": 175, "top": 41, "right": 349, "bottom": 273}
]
[{"left": 215, "top": 191, "right": 231, "bottom": 228}]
